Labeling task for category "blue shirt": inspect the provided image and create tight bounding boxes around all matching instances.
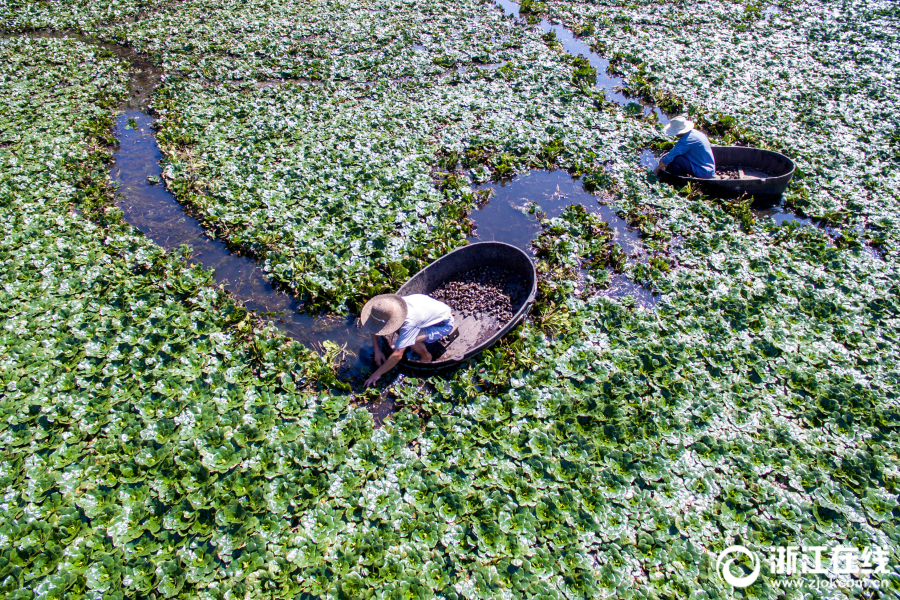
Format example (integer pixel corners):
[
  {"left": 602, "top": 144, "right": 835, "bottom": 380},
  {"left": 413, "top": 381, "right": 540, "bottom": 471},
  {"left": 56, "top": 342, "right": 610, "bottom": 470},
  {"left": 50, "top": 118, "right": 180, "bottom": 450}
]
[{"left": 662, "top": 130, "right": 716, "bottom": 179}]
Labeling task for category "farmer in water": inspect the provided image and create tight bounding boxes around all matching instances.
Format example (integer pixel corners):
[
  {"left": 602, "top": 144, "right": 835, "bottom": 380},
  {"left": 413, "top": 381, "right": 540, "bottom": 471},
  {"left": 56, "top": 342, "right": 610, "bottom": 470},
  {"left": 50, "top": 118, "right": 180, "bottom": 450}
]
[
  {"left": 361, "top": 293, "right": 454, "bottom": 387},
  {"left": 654, "top": 115, "right": 716, "bottom": 179}
]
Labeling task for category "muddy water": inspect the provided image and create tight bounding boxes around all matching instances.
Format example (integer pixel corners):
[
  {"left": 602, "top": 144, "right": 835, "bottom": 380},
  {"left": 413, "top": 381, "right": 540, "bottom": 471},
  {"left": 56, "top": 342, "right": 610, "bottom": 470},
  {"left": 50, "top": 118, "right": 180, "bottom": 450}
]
[{"left": 468, "top": 170, "right": 658, "bottom": 307}]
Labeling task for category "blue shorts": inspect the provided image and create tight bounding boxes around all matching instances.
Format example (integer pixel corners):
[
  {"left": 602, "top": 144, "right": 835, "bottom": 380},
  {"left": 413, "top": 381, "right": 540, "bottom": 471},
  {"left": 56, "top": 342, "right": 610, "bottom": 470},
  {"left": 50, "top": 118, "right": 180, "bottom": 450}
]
[{"left": 423, "top": 316, "right": 455, "bottom": 344}]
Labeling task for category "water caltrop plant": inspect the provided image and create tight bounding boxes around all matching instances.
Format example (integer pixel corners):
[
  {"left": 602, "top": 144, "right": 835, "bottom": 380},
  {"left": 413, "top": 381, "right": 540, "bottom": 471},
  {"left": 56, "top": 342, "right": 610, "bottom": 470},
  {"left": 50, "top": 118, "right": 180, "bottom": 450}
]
[{"left": 1, "top": 0, "right": 899, "bottom": 599}]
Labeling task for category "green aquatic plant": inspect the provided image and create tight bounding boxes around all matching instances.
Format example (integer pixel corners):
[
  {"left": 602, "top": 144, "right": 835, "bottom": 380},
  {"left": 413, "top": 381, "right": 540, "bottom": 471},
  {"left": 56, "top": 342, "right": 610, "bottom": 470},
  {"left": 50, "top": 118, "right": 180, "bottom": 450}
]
[
  {"left": 568, "top": 55, "right": 597, "bottom": 85},
  {"left": 538, "top": 137, "right": 565, "bottom": 165},
  {"left": 2, "top": 0, "right": 900, "bottom": 598}
]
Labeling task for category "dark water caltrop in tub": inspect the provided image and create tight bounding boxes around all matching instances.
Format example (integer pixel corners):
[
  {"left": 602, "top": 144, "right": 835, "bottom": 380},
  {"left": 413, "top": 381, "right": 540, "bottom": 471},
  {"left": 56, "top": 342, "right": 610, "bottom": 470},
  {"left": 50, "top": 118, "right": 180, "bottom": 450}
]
[{"left": 35, "top": 8, "right": 673, "bottom": 401}]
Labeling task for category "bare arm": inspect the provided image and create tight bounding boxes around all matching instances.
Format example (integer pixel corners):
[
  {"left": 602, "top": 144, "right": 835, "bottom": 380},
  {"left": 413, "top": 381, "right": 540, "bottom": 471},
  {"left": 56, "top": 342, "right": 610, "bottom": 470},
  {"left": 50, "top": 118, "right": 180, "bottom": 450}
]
[
  {"left": 364, "top": 346, "right": 405, "bottom": 388},
  {"left": 371, "top": 334, "right": 386, "bottom": 366}
]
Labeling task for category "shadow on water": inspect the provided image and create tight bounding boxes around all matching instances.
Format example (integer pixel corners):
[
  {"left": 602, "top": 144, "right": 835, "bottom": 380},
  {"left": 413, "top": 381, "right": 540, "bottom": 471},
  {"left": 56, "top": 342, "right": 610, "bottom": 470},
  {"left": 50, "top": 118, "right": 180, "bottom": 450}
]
[{"left": 468, "top": 170, "right": 659, "bottom": 308}]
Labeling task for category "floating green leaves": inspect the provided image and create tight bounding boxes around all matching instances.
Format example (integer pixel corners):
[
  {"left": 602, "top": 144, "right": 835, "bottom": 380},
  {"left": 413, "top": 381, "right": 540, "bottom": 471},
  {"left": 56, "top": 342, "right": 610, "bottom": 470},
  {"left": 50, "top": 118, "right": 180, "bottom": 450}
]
[{"left": 2, "top": 0, "right": 900, "bottom": 599}]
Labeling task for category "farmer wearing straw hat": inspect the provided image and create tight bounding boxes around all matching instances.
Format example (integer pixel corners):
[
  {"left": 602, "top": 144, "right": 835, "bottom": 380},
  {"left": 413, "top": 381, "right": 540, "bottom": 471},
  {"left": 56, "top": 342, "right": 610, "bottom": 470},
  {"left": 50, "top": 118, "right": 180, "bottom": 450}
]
[
  {"left": 360, "top": 293, "right": 454, "bottom": 387},
  {"left": 654, "top": 115, "right": 716, "bottom": 179}
]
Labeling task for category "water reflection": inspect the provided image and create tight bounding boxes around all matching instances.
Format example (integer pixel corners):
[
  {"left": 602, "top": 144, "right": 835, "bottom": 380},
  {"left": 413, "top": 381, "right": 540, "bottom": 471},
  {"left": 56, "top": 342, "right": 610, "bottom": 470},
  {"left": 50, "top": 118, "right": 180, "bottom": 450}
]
[
  {"left": 751, "top": 203, "right": 813, "bottom": 227},
  {"left": 640, "top": 149, "right": 659, "bottom": 170},
  {"left": 469, "top": 170, "right": 658, "bottom": 308}
]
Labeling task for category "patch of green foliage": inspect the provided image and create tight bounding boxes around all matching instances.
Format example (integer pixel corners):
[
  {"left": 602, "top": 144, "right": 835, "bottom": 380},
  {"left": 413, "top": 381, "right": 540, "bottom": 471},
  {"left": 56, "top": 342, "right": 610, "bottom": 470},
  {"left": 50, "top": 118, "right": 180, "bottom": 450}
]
[
  {"left": 567, "top": 55, "right": 597, "bottom": 86},
  {"left": 1, "top": 0, "right": 900, "bottom": 598}
]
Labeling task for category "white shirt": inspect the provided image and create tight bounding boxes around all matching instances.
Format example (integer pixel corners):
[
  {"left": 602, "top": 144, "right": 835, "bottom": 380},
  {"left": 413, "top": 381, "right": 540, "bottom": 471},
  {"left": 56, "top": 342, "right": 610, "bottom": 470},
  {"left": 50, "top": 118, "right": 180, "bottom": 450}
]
[{"left": 394, "top": 294, "right": 452, "bottom": 349}]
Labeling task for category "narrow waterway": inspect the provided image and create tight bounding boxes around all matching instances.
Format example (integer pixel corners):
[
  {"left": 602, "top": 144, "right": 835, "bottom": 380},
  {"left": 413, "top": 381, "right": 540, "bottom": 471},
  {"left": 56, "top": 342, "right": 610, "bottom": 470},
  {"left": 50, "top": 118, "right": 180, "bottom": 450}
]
[
  {"left": 50, "top": 33, "right": 378, "bottom": 384},
  {"left": 111, "top": 112, "right": 373, "bottom": 378},
  {"left": 99, "top": 15, "right": 661, "bottom": 390},
  {"left": 20, "top": 7, "right": 854, "bottom": 426},
  {"left": 39, "top": 4, "right": 823, "bottom": 401},
  {"left": 492, "top": 0, "right": 669, "bottom": 124}
]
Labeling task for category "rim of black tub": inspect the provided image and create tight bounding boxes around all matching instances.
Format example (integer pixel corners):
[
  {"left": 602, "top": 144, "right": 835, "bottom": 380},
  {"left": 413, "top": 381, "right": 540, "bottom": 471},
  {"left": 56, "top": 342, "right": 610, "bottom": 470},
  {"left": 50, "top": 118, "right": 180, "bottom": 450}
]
[
  {"left": 386, "top": 241, "right": 537, "bottom": 371},
  {"left": 658, "top": 146, "right": 796, "bottom": 201}
]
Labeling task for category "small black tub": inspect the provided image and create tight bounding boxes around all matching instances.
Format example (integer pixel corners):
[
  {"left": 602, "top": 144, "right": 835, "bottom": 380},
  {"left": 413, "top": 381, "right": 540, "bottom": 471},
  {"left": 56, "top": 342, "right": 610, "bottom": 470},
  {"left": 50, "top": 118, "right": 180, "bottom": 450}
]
[
  {"left": 660, "top": 146, "right": 796, "bottom": 200},
  {"left": 386, "top": 242, "right": 537, "bottom": 371}
]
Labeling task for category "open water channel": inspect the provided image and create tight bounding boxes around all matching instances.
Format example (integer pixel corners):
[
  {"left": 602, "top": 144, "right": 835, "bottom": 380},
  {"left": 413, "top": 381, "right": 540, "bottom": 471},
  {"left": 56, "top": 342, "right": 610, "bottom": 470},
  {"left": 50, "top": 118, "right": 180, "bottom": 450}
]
[
  {"left": 99, "top": 2, "right": 666, "bottom": 395},
  {"left": 30, "top": 1, "right": 818, "bottom": 419}
]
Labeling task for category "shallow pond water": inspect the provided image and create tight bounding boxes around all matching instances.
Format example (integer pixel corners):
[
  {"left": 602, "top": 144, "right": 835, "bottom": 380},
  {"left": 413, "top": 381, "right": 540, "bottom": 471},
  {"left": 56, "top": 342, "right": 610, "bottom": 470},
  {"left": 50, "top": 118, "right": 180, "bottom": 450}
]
[
  {"left": 469, "top": 170, "right": 658, "bottom": 307},
  {"left": 751, "top": 202, "right": 814, "bottom": 227}
]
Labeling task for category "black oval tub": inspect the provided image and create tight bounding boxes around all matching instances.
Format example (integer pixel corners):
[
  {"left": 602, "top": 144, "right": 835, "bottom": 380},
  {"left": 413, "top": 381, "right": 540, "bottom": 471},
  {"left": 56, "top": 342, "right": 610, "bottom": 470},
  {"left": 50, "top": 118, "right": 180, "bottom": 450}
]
[
  {"left": 385, "top": 242, "right": 537, "bottom": 371},
  {"left": 659, "top": 146, "right": 796, "bottom": 200}
]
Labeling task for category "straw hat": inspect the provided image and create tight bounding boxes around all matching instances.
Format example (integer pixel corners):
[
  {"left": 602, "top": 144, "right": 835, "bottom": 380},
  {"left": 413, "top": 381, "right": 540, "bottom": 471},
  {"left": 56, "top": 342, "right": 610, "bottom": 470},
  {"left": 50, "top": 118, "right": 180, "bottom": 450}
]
[
  {"left": 664, "top": 115, "right": 694, "bottom": 137},
  {"left": 360, "top": 294, "right": 407, "bottom": 335}
]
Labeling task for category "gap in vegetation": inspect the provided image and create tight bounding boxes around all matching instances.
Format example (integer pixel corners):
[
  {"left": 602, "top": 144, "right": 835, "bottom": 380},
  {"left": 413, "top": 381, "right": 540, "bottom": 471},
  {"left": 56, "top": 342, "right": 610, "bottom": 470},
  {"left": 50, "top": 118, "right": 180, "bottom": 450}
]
[{"left": 468, "top": 169, "right": 658, "bottom": 308}]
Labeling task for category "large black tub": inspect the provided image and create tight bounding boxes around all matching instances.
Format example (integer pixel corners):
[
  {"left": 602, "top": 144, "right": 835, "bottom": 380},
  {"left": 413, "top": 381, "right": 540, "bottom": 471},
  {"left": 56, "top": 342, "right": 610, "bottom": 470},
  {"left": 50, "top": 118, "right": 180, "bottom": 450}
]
[
  {"left": 386, "top": 242, "right": 537, "bottom": 371},
  {"left": 660, "top": 146, "right": 795, "bottom": 200}
]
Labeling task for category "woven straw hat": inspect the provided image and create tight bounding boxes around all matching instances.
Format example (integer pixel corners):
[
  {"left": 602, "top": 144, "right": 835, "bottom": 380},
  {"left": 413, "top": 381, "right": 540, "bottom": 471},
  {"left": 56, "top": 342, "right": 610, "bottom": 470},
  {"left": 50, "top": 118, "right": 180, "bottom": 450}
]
[
  {"left": 360, "top": 294, "right": 408, "bottom": 335},
  {"left": 664, "top": 115, "right": 694, "bottom": 137}
]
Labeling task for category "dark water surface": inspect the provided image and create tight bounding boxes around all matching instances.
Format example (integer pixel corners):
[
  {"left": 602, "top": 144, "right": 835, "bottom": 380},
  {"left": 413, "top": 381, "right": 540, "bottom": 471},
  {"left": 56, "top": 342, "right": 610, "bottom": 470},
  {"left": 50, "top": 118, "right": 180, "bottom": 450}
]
[{"left": 469, "top": 170, "right": 658, "bottom": 307}]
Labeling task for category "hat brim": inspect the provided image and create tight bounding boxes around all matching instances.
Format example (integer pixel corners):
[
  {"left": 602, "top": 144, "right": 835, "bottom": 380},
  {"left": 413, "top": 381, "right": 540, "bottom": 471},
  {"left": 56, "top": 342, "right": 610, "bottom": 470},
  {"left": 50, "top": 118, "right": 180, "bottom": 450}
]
[
  {"left": 359, "top": 294, "right": 407, "bottom": 336},
  {"left": 664, "top": 121, "right": 694, "bottom": 136}
]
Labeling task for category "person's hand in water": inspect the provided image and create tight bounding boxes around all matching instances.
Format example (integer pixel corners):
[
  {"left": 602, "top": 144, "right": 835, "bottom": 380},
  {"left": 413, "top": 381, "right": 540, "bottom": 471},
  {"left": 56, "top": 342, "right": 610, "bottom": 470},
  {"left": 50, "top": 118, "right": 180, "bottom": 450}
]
[{"left": 654, "top": 158, "right": 664, "bottom": 175}]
